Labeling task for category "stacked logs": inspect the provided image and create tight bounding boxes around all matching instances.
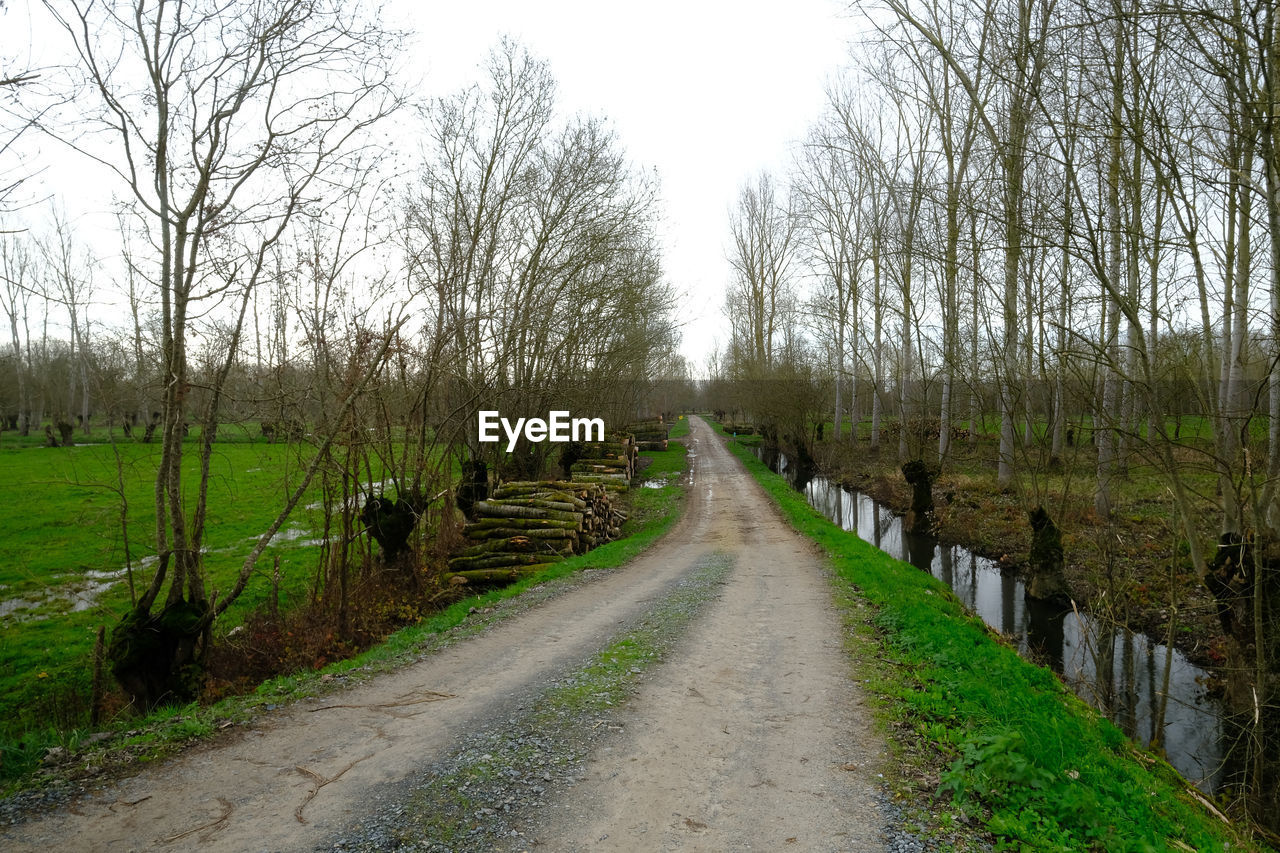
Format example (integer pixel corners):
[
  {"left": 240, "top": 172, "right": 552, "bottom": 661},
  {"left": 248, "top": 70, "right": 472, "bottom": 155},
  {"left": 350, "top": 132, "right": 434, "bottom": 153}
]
[
  {"left": 568, "top": 433, "right": 639, "bottom": 489},
  {"left": 624, "top": 419, "right": 672, "bottom": 451},
  {"left": 444, "top": 480, "right": 627, "bottom": 586}
]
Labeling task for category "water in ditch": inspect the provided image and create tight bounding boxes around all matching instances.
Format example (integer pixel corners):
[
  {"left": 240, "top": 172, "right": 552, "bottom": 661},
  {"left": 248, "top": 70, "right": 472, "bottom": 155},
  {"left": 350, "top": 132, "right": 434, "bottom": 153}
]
[{"left": 757, "top": 446, "right": 1224, "bottom": 792}]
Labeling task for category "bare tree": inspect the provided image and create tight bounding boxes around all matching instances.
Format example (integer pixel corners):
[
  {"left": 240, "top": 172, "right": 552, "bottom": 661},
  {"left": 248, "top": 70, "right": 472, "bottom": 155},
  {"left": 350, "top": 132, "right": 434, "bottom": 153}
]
[
  {"left": 885, "top": 0, "right": 1053, "bottom": 484},
  {"left": 727, "top": 171, "right": 798, "bottom": 371},
  {"left": 37, "top": 206, "right": 94, "bottom": 435},
  {"left": 403, "top": 40, "right": 674, "bottom": 487},
  {"left": 44, "top": 0, "right": 404, "bottom": 708},
  {"left": 0, "top": 230, "right": 36, "bottom": 431},
  {"left": 793, "top": 86, "right": 868, "bottom": 443},
  {"left": 0, "top": 4, "right": 48, "bottom": 216}
]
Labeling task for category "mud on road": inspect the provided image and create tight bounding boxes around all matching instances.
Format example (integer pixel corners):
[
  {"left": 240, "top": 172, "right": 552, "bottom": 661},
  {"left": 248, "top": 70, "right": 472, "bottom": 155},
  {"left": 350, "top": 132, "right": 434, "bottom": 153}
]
[{"left": 2, "top": 417, "right": 888, "bottom": 851}]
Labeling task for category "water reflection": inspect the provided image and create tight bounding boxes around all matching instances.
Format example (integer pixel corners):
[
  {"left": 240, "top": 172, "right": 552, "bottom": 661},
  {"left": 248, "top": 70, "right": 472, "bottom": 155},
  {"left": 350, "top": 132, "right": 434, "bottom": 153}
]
[{"left": 762, "top": 448, "right": 1223, "bottom": 791}]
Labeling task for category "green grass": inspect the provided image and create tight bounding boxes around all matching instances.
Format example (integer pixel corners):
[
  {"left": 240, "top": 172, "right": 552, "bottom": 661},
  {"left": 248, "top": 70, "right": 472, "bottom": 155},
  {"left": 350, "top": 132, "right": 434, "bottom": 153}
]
[
  {"left": 0, "top": 434, "right": 351, "bottom": 744},
  {"left": 0, "top": 422, "right": 467, "bottom": 751},
  {"left": 712, "top": 420, "right": 1265, "bottom": 852},
  {"left": 0, "top": 435, "right": 317, "bottom": 599},
  {"left": 0, "top": 439, "right": 690, "bottom": 796}
]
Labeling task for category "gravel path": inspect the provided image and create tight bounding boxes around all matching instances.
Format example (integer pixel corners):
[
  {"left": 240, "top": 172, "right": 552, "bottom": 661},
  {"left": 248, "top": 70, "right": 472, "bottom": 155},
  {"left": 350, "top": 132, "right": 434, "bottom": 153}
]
[
  {"left": 3, "top": 417, "right": 930, "bottom": 851},
  {"left": 501, "top": 419, "right": 886, "bottom": 851}
]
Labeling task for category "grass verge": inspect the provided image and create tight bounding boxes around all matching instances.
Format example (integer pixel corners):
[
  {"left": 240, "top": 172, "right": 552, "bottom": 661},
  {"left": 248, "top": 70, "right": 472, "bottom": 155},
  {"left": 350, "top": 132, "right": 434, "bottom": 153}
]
[
  {"left": 666, "top": 415, "right": 690, "bottom": 439},
  {"left": 0, "top": 442, "right": 689, "bottom": 801},
  {"left": 714, "top": 421, "right": 1267, "bottom": 853}
]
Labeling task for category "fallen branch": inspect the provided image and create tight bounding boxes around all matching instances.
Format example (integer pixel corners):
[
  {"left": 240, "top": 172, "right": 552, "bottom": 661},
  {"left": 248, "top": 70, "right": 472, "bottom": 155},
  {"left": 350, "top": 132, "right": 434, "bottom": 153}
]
[
  {"left": 294, "top": 753, "right": 373, "bottom": 823},
  {"left": 159, "top": 797, "right": 233, "bottom": 843},
  {"left": 308, "top": 690, "right": 456, "bottom": 712}
]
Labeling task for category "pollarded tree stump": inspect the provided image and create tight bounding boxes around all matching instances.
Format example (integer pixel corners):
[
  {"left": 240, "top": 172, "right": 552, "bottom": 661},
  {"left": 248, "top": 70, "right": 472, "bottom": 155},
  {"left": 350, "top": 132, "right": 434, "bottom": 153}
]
[
  {"left": 1026, "top": 505, "right": 1071, "bottom": 606},
  {"left": 901, "top": 459, "right": 935, "bottom": 534}
]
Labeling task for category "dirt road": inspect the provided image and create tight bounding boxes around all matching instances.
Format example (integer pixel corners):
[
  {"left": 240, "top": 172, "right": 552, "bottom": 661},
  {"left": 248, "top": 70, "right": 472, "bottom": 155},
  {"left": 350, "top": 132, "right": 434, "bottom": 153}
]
[{"left": 2, "top": 417, "right": 885, "bottom": 851}]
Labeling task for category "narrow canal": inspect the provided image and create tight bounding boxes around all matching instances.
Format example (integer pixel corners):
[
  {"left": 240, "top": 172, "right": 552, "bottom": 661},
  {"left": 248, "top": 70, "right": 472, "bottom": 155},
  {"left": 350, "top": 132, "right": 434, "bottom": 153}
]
[{"left": 756, "top": 446, "right": 1224, "bottom": 792}]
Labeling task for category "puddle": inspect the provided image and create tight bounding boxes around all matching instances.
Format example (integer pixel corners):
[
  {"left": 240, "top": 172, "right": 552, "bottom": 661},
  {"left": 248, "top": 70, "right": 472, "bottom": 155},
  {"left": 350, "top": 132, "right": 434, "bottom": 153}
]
[
  {"left": 1, "top": 567, "right": 131, "bottom": 622},
  {"left": 258, "top": 525, "right": 324, "bottom": 548}
]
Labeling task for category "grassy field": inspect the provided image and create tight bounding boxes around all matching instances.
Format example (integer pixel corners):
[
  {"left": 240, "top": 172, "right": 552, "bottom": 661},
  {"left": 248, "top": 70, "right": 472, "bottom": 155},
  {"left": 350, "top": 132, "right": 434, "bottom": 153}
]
[
  {"left": 0, "top": 428, "right": 346, "bottom": 743},
  {"left": 714, "top": 419, "right": 1268, "bottom": 851},
  {"left": 0, "top": 422, "right": 690, "bottom": 793}
]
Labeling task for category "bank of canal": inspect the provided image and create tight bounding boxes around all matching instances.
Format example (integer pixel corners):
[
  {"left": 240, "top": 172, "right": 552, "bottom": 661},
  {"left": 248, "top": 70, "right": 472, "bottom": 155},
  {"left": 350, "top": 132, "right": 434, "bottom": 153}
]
[{"left": 756, "top": 445, "right": 1223, "bottom": 794}]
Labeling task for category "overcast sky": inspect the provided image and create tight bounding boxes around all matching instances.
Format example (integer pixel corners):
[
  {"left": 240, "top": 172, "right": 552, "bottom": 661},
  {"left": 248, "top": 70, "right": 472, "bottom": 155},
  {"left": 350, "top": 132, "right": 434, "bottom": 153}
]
[
  {"left": 10, "top": 0, "right": 867, "bottom": 373},
  {"left": 390, "top": 0, "right": 866, "bottom": 371}
]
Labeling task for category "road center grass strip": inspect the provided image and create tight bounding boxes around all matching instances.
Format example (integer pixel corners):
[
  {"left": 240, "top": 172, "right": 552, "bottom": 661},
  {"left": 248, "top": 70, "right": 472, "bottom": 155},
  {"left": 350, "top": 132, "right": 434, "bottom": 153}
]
[
  {"left": 347, "top": 551, "right": 734, "bottom": 851},
  {"left": 715, "top": 423, "right": 1266, "bottom": 853}
]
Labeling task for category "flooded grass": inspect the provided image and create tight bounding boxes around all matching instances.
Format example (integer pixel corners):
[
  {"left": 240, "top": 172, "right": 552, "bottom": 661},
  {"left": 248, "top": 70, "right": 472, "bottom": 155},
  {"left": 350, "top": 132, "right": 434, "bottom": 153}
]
[
  {"left": 0, "top": 432, "right": 341, "bottom": 750},
  {"left": 0, "top": 436, "right": 690, "bottom": 796}
]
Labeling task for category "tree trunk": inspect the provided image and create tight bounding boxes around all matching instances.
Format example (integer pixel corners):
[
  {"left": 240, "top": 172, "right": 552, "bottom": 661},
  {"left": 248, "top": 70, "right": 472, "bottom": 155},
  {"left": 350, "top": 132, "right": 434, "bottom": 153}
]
[
  {"left": 969, "top": 220, "right": 981, "bottom": 446},
  {"left": 1051, "top": 233, "right": 1069, "bottom": 461},
  {"left": 871, "top": 242, "right": 884, "bottom": 452},
  {"left": 849, "top": 279, "right": 859, "bottom": 443},
  {"left": 899, "top": 284, "right": 912, "bottom": 463},
  {"left": 1096, "top": 12, "right": 1126, "bottom": 520},
  {"left": 834, "top": 316, "right": 844, "bottom": 443},
  {"left": 1222, "top": 141, "right": 1254, "bottom": 536}
]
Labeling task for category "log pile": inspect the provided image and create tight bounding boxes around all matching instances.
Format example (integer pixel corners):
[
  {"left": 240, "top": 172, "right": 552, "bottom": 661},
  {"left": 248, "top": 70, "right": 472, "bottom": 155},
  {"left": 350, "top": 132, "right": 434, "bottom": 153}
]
[
  {"left": 625, "top": 419, "right": 672, "bottom": 451},
  {"left": 444, "top": 480, "right": 628, "bottom": 586},
  {"left": 568, "top": 433, "right": 639, "bottom": 489}
]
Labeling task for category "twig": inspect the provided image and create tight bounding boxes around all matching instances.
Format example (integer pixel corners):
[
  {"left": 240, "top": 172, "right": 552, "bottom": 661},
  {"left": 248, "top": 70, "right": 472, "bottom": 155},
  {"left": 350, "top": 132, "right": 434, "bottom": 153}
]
[
  {"left": 159, "top": 797, "right": 233, "bottom": 843},
  {"left": 307, "top": 690, "right": 456, "bottom": 712},
  {"left": 294, "top": 753, "right": 373, "bottom": 823},
  {"left": 1187, "top": 786, "right": 1229, "bottom": 824},
  {"left": 105, "top": 794, "right": 152, "bottom": 813}
]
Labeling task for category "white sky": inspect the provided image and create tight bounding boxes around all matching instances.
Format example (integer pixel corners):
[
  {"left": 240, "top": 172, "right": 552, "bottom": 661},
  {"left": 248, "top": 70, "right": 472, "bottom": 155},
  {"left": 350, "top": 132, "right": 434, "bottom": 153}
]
[
  {"left": 8, "top": 0, "right": 869, "bottom": 374},
  {"left": 390, "top": 0, "right": 866, "bottom": 372}
]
